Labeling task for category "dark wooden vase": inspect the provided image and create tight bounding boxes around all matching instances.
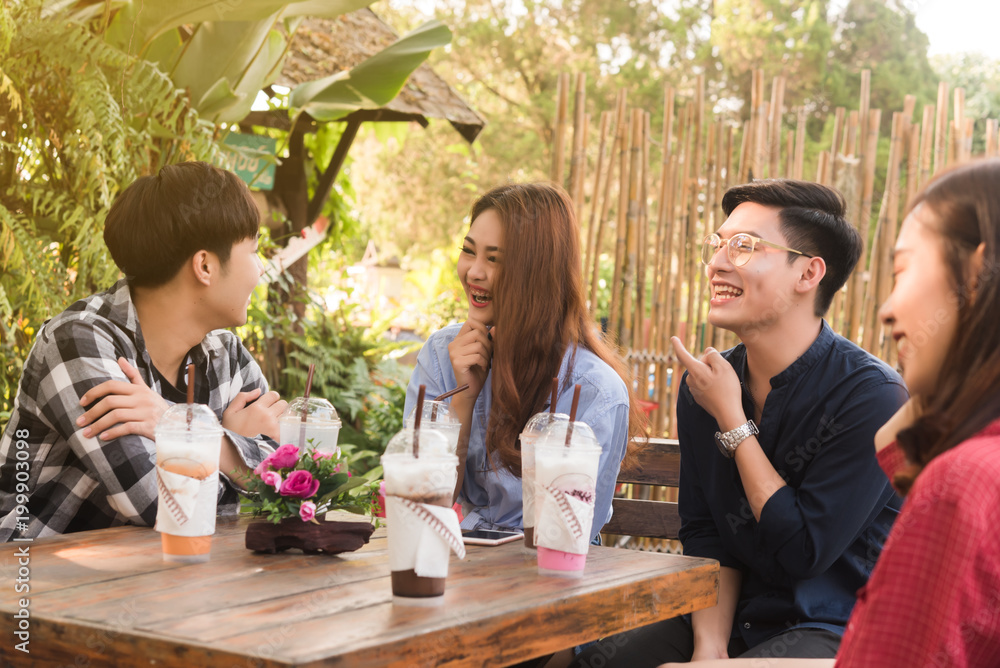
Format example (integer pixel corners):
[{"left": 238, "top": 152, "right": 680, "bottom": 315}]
[{"left": 245, "top": 517, "right": 375, "bottom": 555}]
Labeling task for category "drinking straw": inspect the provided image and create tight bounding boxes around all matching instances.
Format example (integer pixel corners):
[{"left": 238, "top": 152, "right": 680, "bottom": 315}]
[
  {"left": 550, "top": 377, "right": 559, "bottom": 414},
  {"left": 299, "top": 364, "right": 315, "bottom": 449},
  {"left": 414, "top": 385, "right": 426, "bottom": 458},
  {"left": 186, "top": 363, "right": 195, "bottom": 429},
  {"left": 565, "top": 384, "right": 582, "bottom": 447},
  {"left": 433, "top": 384, "right": 469, "bottom": 402}
]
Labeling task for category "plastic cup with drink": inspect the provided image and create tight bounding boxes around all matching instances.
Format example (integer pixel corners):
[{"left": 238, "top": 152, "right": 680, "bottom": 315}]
[
  {"left": 520, "top": 378, "right": 570, "bottom": 549},
  {"left": 404, "top": 399, "right": 461, "bottom": 456},
  {"left": 381, "top": 386, "right": 465, "bottom": 606},
  {"left": 534, "top": 385, "right": 602, "bottom": 578},
  {"left": 154, "top": 392, "right": 223, "bottom": 563},
  {"left": 278, "top": 397, "right": 341, "bottom": 455}
]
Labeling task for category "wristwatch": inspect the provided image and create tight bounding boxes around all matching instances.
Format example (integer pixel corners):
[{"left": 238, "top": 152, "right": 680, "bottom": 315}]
[{"left": 714, "top": 420, "right": 758, "bottom": 458}]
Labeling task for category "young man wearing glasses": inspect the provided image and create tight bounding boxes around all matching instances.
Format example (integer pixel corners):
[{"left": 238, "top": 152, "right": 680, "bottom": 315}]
[{"left": 574, "top": 180, "right": 907, "bottom": 666}]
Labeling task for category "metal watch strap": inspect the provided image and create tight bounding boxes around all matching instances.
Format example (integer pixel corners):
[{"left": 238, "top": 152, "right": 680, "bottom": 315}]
[{"left": 714, "top": 420, "right": 759, "bottom": 458}]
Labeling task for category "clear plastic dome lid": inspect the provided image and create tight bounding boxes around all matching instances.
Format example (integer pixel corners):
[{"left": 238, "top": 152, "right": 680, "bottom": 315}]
[
  {"left": 523, "top": 411, "right": 570, "bottom": 435},
  {"left": 405, "top": 400, "right": 460, "bottom": 425},
  {"left": 155, "top": 403, "right": 222, "bottom": 434},
  {"left": 382, "top": 427, "right": 452, "bottom": 458},
  {"left": 282, "top": 397, "right": 340, "bottom": 424},
  {"left": 536, "top": 420, "right": 600, "bottom": 452}
]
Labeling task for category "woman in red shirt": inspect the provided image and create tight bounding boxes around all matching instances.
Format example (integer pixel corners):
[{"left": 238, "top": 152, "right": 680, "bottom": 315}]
[{"left": 663, "top": 159, "right": 1000, "bottom": 667}]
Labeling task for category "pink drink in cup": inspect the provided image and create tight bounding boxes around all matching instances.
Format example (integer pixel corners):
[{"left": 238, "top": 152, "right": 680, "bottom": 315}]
[
  {"left": 520, "top": 411, "right": 569, "bottom": 549},
  {"left": 534, "top": 421, "right": 601, "bottom": 577},
  {"left": 154, "top": 404, "right": 223, "bottom": 563}
]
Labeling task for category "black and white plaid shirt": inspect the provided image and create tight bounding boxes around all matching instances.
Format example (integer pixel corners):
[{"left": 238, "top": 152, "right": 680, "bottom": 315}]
[{"left": 0, "top": 279, "right": 275, "bottom": 541}]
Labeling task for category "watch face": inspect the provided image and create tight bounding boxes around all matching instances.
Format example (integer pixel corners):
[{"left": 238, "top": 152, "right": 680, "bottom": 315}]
[{"left": 714, "top": 432, "right": 734, "bottom": 458}]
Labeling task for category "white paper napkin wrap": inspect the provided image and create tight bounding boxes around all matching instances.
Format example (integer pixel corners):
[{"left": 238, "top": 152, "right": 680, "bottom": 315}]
[
  {"left": 534, "top": 483, "right": 594, "bottom": 555},
  {"left": 154, "top": 465, "right": 218, "bottom": 537},
  {"left": 386, "top": 496, "right": 466, "bottom": 578}
]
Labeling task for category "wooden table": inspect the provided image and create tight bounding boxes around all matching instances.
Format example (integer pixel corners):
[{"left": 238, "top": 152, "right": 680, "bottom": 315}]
[{"left": 0, "top": 515, "right": 718, "bottom": 667}]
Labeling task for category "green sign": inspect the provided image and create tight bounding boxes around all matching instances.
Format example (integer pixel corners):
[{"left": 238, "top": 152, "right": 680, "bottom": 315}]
[{"left": 221, "top": 133, "right": 278, "bottom": 190}]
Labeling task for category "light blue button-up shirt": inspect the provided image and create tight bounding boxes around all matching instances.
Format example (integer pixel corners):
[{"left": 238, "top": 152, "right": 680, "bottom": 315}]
[{"left": 403, "top": 323, "right": 630, "bottom": 541}]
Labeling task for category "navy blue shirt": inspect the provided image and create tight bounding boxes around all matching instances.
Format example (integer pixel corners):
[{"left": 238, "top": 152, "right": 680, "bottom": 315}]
[{"left": 677, "top": 321, "right": 907, "bottom": 647}]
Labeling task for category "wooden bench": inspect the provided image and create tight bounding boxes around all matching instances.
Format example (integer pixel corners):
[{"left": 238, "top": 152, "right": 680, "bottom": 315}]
[{"left": 602, "top": 437, "right": 681, "bottom": 542}]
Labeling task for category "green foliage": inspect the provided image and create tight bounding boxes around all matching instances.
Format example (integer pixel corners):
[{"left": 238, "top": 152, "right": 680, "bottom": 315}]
[
  {"left": 0, "top": 0, "right": 220, "bottom": 415},
  {"left": 238, "top": 287, "right": 414, "bottom": 471}
]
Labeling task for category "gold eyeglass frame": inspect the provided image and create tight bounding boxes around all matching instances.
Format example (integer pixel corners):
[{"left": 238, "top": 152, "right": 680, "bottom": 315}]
[{"left": 701, "top": 232, "right": 814, "bottom": 267}]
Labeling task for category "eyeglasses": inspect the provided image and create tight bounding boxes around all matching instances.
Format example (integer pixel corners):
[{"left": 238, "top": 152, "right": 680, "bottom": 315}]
[{"left": 701, "top": 232, "right": 814, "bottom": 267}]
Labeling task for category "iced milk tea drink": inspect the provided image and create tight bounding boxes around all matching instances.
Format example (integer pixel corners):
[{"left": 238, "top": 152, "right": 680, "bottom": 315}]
[
  {"left": 154, "top": 404, "right": 223, "bottom": 563},
  {"left": 381, "top": 428, "right": 464, "bottom": 605},
  {"left": 519, "top": 411, "right": 569, "bottom": 548}
]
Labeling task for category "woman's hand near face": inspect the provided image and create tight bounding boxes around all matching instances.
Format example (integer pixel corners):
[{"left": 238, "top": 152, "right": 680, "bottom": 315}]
[{"left": 447, "top": 320, "right": 493, "bottom": 411}]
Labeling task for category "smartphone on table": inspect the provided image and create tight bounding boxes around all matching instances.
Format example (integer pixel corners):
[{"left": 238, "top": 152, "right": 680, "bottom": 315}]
[{"left": 461, "top": 529, "right": 523, "bottom": 546}]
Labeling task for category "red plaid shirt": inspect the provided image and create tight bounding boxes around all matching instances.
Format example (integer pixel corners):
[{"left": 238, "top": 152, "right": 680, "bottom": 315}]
[{"left": 837, "top": 420, "right": 1000, "bottom": 667}]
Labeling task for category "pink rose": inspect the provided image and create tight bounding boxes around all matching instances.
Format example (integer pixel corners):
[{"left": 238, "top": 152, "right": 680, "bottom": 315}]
[
  {"left": 299, "top": 501, "right": 317, "bottom": 522},
  {"left": 312, "top": 451, "right": 336, "bottom": 461},
  {"left": 260, "top": 470, "right": 282, "bottom": 493},
  {"left": 268, "top": 444, "right": 300, "bottom": 470},
  {"left": 280, "top": 469, "right": 320, "bottom": 498}
]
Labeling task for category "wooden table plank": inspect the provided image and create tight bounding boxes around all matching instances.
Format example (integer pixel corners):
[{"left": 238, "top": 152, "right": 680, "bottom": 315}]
[{"left": 0, "top": 515, "right": 718, "bottom": 667}]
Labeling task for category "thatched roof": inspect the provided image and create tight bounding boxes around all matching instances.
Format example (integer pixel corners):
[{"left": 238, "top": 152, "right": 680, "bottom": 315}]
[{"left": 276, "top": 9, "right": 485, "bottom": 143}]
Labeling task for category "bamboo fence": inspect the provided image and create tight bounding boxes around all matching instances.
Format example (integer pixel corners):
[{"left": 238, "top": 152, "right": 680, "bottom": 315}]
[
  {"left": 549, "top": 71, "right": 999, "bottom": 552},
  {"left": 551, "top": 69, "right": 998, "bottom": 439}
]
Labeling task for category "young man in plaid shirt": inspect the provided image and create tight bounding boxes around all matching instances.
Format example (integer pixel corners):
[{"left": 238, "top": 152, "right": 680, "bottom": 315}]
[{"left": 0, "top": 162, "right": 287, "bottom": 541}]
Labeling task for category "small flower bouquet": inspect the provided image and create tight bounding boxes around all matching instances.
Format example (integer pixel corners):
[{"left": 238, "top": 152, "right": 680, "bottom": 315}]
[{"left": 245, "top": 443, "right": 380, "bottom": 524}]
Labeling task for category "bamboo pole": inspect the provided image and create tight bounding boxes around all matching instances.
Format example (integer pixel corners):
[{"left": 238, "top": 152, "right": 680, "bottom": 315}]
[
  {"left": 829, "top": 107, "right": 845, "bottom": 184},
  {"left": 863, "top": 112, "right": 904, "bottom": 353},
  {"left": 986, "top": 119, "right": 999, "bottom": 158},
  {"left": 905, "top": 118, "right": 921, "bottom": 211},
  {"left": 635, "top": 111, "right": 651, "bottom": 352},
  {"left": 768, "top": 76, "right": 785, "bottom": 179},
  {"left": 847, "top": 109, "right": 881, "bottom": 344},
  {"left": 584, "top": 111, "right": 612, "bottom": 308},
  {"left": 569, "top": 73, "right": 587, "bottom": 205},
  {"left": 621, "top": 109, "right": 643, "bottom": 350},
  {"left": 551, "top": 72, "right": 570, "bottom": 185},
  {"left": 918, "top": 105, "right": 935, "bottom": 189},
  {"left": 589, "top": 91, "right": 627, "bottom": 314},
  {"left": 934, "top": 81, "right": 949, "bottom": 175},
  {"left": 793, "top": 107, "right": 806, "bottom": 180},
  {"left": 953, "top": 87, "right": 967, "bottom": 164},
  {"left": 608, "top": 108, "right": 633, "bottom": 341}
]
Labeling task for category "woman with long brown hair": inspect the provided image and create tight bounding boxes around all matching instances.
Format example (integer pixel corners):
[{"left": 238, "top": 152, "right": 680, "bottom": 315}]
[
  {"left": 656, "top": 159, "right": 1000, "bottom": 668},
  {"left": 404, "top": 182, "right": 646, "bottom": 541}
]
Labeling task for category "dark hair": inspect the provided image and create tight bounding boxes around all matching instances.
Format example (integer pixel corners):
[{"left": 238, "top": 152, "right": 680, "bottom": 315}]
[
  {"left": 893, "top": 159, "right": 1000, "bottom": 495},
  {"left": 104, "top": 162, "right": 259, "bottom": 287},
  {"left": 470, "top": 182, "right": 647, "bottom": 475},
  {"left": 722, "top": 179, "right": 862, "bottom": 316}
]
